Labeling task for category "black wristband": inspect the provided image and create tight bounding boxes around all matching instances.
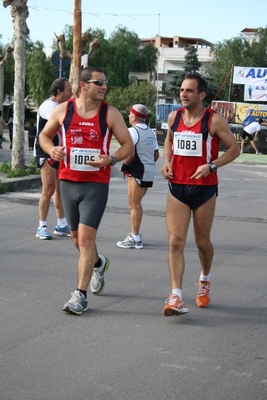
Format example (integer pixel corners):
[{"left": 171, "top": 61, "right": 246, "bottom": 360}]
[
  {"left": 208, "top": 162, "right": 217, "bottom": 173},
  {"left": 121, "top": 163, "right": 130, "bottom": 172}
]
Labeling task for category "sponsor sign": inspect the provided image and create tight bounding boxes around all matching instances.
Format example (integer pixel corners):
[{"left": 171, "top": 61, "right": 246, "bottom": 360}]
[{"left": 233, "top": 66, "right": 267, "bottom": 84}]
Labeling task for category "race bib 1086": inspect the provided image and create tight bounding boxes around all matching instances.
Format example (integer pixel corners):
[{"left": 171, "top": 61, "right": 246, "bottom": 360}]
[
  {"left": 173, "top": 132, "right": 202, "bottom": 156},
  {"left": 70, "top": 148, "right": 100, "bottom": 171}
]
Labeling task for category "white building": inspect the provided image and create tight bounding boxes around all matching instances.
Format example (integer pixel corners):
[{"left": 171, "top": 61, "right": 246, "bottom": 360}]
[
  {"left": 241, "top": 28, "right": 259, "bottom": 44},
  {"left": 144, "top": 35, "right": 213, "bottom": 75},
  {"left": 130, "top": 34, "right": 213, "bottom": 103},
  {"left": 129, "top": 30, "right": 258, "bottom": 104}
]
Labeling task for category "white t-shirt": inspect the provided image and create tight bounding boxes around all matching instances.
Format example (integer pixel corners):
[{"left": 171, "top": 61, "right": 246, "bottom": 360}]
[{"left": 244, "top": 121, "right": 262, "bottom": 134}]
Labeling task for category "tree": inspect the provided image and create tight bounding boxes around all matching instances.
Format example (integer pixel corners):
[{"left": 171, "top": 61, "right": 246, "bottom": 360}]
[
  {"left": 0, "top": 44, "right": 13, "bottom": 112},
  {"left": 87, "top": 30, "right": 116, "bottom": 85},
  {"left": 3, "top": 48, "right": 14, "bottom": 100},
  {"left": 205, "top": 29, "right": 267, "bottom": 102},
  {"left": 168, "top": 45, "right": 220, "bottom": 105},
  {"left": 89, "top": 27, "right": 157, "bottom": 88},
  {"left": 184, "top": 45, "right": 202, "bottom": 74},
  {"left": 169, "top": 70, "right": 186, "bottom": 102},
  {"left": 249, "top": 28, "right": 267, "bottom": 66},
  {"left": 169, "top": 45, "right": 203, "bottom": 102},
  {"left": 106, "top": 81, "right": 157, "bottom": 126},
  {"left": 169, "top": 45, "right": 205, "bottom": 102},
  {"left": 108, "top": 27, "right": 141, "bottom": 87},
  {"left": 133, "top": 43, "right": 157, "bottom": 75},
  {"left": 54, "top": 26, "right": 101, "bottom": 96},
  {"left": 54, "top": 25, "right": 157, "bottom": 89},
  {"left": 3, "top": 0, "right": 29, "bottom": 170},
  {"left": 206, "top": 37, "right": 248, "bottom": 101},
  {"left": 25, "top": 40, "right": 54, "bottom": 106}
]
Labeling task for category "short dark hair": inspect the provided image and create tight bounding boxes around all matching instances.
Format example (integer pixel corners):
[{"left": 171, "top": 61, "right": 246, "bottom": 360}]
[
  {"left": 50, "top": 78, "right": 69, "bottom": 96},
  {"left": 258, "top": 118, "right": 263, "bottom": 124},
  {"left": 79, "top": 66, "right": 104, "bottom": 82},
  {"left": 183, "top": 73, "right": 207, "bottom": 93}
]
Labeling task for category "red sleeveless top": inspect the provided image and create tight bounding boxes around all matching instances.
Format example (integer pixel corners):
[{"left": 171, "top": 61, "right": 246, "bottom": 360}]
[
  {"left": 170, "top": 108, "right": 219, "bottom": 185},
  {"left": 58, "top": 99, "right": 112, "bottom": 183}
]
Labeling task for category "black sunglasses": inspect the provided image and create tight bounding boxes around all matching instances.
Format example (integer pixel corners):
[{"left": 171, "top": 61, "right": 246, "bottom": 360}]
[{"left": 86, "top": 79, "right": 108, "bottom": 87}]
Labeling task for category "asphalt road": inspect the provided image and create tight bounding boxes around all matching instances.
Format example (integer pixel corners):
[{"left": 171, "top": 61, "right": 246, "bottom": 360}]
[{"left": 0, "top": 157, "right": 267, "bottom": 400}]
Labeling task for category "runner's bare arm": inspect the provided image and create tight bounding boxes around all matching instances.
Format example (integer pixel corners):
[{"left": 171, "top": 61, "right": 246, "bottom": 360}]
[{"left": 39, "top": 104, "right": 67, "bottom": 161}]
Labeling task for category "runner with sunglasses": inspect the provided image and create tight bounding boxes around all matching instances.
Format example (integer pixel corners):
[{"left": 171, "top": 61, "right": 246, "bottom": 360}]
[{"left": 39, "top": 66, "right": 134, "bottom": 315}]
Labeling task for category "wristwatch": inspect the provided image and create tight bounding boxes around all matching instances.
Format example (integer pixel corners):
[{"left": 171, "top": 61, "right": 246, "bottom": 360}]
[
  {"left": 110, "top": 155, "right": 117, "bottom": 166},
  {"left": 208, "top": 162, "right": 217, "bottom": 173}
]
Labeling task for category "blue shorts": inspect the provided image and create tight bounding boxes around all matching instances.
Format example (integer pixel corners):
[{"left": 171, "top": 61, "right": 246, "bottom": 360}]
[{"left": 168, "top": 183, "right": 218, "bottom": 210}]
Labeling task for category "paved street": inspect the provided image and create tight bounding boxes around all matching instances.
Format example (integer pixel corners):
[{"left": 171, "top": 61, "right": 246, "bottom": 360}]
[{"left": 0, "top": 150, "right": 267, "bottom": 399}]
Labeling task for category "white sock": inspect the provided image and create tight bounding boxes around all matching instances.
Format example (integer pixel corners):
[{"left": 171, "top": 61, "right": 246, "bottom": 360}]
[
  {"left": 57, "top": 218, "right": 67, "bottom": 228},
  {"left": 132, "top": 233, "right": 141, "bottom": 242},
  {"left": 172, "top": 288, "right": 183, "bottom": 299},
  {"left": 39, "top": 220, "right": 47, "bottom": 227},
  {"left": 200, "top": 273, "right": 211, "bottom": 282}
]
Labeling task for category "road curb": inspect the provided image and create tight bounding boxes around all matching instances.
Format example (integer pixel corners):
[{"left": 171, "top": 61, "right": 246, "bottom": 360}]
[{"left": 0, "top": 175, "right": 41, "bottom": 192}]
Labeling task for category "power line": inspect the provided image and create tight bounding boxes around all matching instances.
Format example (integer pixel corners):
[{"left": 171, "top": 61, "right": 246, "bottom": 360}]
[{"left": 29, "top": 6, "right": 158, "bottom": 21}]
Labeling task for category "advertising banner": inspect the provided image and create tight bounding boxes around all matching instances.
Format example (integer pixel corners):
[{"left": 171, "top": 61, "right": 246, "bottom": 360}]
[
  {"left": 233, "top": 66, "right": 267, "bottom": 84},
  {"left": 244, "top": 84, "right": 267, "bottom": 101},
  {"left": 242, "top": 109, "right": 267, "bottom": 126},
  {"left": 210, "top": 100, "right": 263, "bottom": 124}
]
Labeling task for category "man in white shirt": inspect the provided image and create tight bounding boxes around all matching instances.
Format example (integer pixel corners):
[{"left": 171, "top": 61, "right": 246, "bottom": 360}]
[
  {"left": 117, "top": 104, "right": 159, "bottom": 249},
  {"left": 240, "top": 118, "right": 263, "bottom": 154}
]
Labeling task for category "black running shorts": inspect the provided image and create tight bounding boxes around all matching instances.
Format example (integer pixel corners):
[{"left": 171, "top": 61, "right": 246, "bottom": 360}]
[
  {"left": 241, "top": 130, "right": 253, "bottom": 141},
  {"left": 168, "top": 183, "right": 218, "bottom": 210},
  {"left": 35, "top": 157, "right": 59, "bottom": 169}
]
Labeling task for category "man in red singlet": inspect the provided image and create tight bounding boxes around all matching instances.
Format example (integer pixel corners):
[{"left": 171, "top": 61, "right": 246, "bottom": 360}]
[
  {"left": 161, "top": 73, "right": 240, "bottom": 317},
  {"left": 39, "top": 66, "right": 134, "bottom": 315}
]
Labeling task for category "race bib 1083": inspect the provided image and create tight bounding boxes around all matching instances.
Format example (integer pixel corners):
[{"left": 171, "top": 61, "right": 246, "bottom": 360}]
[{"left": 173, "top": 132, "right": 202, "bottom": 156}]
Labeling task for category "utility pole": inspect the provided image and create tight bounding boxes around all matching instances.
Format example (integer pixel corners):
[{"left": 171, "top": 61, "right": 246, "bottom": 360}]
[{"left": 73, "top": 0, "right": 82, "bottom": 98}]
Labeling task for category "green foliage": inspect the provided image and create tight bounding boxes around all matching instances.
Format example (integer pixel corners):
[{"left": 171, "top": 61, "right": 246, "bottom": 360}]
[
  {"left": 184, "top": 45, "right": 202, "bottom": 74},
  {"left": 25, "top": 40, "right": 55, "bottom": 106},
  {"left": 168, "top": 47, "right": 221, "bottom": 105},
  {"left": 0, "top": 161, "right": 10, "bottom": 173},
  {"left": 1, "top": 25, "right": 157, "bottom": 104},
  {"left": 2, "top": 47, "right": 14, "bottom": 99},
  {"left": 106, "top": 81, "right": 157, "bottom": 126},
  {"left": 91, "top": 26, "right": 157, "bottom": 88},
  {"left": 206, "top": 29, "right": 267, "bottom": 102},
  {"left": 134, "top": 43, "right": 157, "bottom": 73},
  {"left": 206, "top": 37, "right": 246, "bottom": 101},
  {"left": 0, "top": 159, "right": 40, "bottom": 177},
  {"left": 203, "top": 78, "right": 221, "bottom": 107},
  {"left": 108, "top": 27, "right": 141, "bottom": 87},
  {"left": 26, "top": 159, "right": 40, "bottom": 175},
  {"left": 168, "top": 46, "right": 203, "bottom": 102},
  {"left": 169, "top": 71, "right": 186, "bottom": 102}
]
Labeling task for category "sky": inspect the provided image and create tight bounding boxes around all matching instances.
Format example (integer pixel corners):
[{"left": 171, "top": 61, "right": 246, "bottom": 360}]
[{"left": 1, "top": 0, "right": 267, "bottom": 56}]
